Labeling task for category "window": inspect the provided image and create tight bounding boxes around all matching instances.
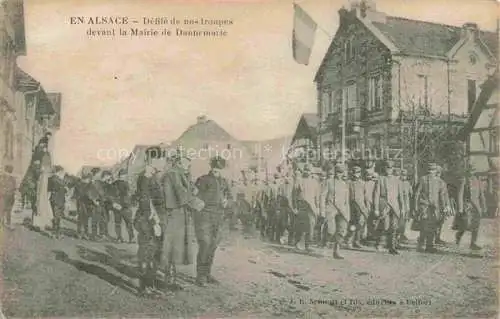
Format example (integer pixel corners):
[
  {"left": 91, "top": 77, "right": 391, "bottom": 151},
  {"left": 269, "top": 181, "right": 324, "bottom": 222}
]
[
  {"left": 467, "top": 79, "right": 477, "bottom": 113},
  {"left": 490, "top": 129, "right": 499, "bottom": 154},
  {"left": 344, "top": 36, "right": 355, "bottom": 61},
  {"left": 368, "top": 74, "right": 383, "bottom": 110},
  {"left": 227, "top": 144, "right": 231, "bottom": 150},
  {"left": 202, "top": 143, "right": 208, "bottom": 150},
  {"left": 343, "top": 84, "right": 357, "bottom": 110},
  {"left": 321, "top": 91, "right": 329, "bottom": 118},
  {"left": 332, "top": 90, "right": 342, "bottom": 114},
  {"left": 417, "top": 74, "right": 429, "bottom": 109}
]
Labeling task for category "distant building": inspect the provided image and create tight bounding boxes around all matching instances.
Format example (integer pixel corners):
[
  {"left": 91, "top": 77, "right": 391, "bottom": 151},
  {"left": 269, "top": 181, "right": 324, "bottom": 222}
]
[
  {"left": 288, "top": 113, "right": 320, "bottom": 164},
  {"left": 314, "top": 0, "right": 498, "bottom": 171}
]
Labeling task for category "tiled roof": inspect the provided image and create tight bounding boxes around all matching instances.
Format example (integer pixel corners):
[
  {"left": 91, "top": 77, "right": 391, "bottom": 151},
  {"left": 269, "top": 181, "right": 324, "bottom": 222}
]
[
  {"left": 371, "top": 16, "right": 498, "bottom": 58},
  {"left": 302, "top": 113, "right": 320, "bottom": 129},
  {"left": 175, "top": 119, "right": 236, "bottom": 143},
  {"left": 16, "top": 67, "right": 39, "bottom": 92}
]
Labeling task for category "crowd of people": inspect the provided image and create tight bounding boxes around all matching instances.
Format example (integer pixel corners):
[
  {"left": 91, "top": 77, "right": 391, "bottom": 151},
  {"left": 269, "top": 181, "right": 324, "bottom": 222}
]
[
  {"left": 0, "top": 139, "right": 491, "bottom": 298},
  {"left": 231, "top": 158, "right": 487, "bottom": 260}
]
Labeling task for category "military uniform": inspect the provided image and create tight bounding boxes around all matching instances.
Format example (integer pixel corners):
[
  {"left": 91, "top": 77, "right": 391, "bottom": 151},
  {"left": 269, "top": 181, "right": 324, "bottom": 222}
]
[
  {"left": 0, "top": 165, "right": 16, "bottom": 229},
  {"left": 112, "top": 171, "right": 135, "bottom": 243},
  {"left": 322, "top": 164, "right": 350, "bottom": 259},
  {"left": 434, "top": 165, "right": 451, "bottom": 245},
  {"left": 48, "top": 168, "right": 67, "bottom": 238},
  {"left": 194, "top": 156, "right": 232, "bottom": 286},
  {"left": 346, "top": 166, "right": 368, "bottom": 247},
  {"left": 373, "top": 161, "right": 402, "bottom": 254},
  {"left": 292, "top": 165, "right": 320, "bottom": 251},
  {"left": 364, "top": 171, "right": 378, "bottom": 241},
  {"left": 267, "top": 175, "right": 281, "bottom": 242},
  {"left": 278, "top": 173, "right": 294, "bottom": 245},
  {"left": 414, "top": 163, "right": 450, "bottom": 253},
  {"left": 399, "top": 169, "right": 413, "bottom": 243},
  {"left": 92, "top": 176, "right": 110, "bottom": 240},
  {"left": 455, "top": 168, "right": 486, "bottom": 250}
]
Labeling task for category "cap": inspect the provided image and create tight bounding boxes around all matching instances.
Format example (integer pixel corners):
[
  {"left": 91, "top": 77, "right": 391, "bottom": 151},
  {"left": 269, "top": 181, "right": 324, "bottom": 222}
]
[
  {"left": 401, "top": 169, "right": 408, "bottom": 176},
  {"left": 335, "top": 164, "right": 346, "bottom": 173},
  {"left": 383, "top": 160, "right": 394, "bottom": 168},
  {"left": 101, "top": 170, "right": 112, "bottom": 177},
  {"left": 303, "top": 164, "right": 312, "bottom": 172},
  {"left": 118, "top": 168, "right": 127, "bottom": 176},
  {"left": 273, "top": 173, "right": 280, "bottom": 178},
  {"left": 393, "top": 168, "right": 401, "bottom": 175},
  {"left": 210, "top": 156, "right": 226, "bottom": 169},
  {"left": 352, "top": 166, "right": 362, "bottom": 173},
  {"left": 54, "top": 165, "right": 64, "bottom": 173}
]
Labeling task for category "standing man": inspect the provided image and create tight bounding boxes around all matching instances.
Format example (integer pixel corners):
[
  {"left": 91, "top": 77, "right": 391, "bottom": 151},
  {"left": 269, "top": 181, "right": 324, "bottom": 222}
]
[
  {"left": 277, "top": 169, "right": 293, "bottom": 245},
  {"left": 364, "top": 171, "right": 378, "bottom": 242},
  {"left": 48, "top": 165, "right": 67, "bottom": 239},
  {"left": 346, "top": 166, "right": 368, "bottom": 248},
  {"left": 322, "top": 164, "right": 350, "bottom": 259},
  {"left": 292, "top": 164, "right": 320, "bottom": 252},
  {"left": 373, "top": 160, "right": 403, "bottom": 255},
  {"left": 398, "top": 169, "right": 413, "bottom": 244},
  {"left": 267, "top": 173, "right": 281, "bottom": 243},
  {"left": 95, "top": 170, "right": 112, "bottom": 241},
  {"left": 194, "top": 156, "right": 232, "bottom": 286},
  {"left": 161, "top": 151, "right": 196, "bottom": 287},
  {"left": 414, "top": 163, "right": 450, "bottom": 253},
  {"left": 455, "top": 164, "right": 486, "bottom": 250},
  {"left": 434, "top": 165, "right": 451, "bottom": 245},
  {"left": 0, "top": 165, "right": 16, "bottom": 230},
  {"left": 113, "top": 169, "right": 135, "bottom": 243},
  {"left": 74, "top": 173, "right": 92, "bottom": 240}
]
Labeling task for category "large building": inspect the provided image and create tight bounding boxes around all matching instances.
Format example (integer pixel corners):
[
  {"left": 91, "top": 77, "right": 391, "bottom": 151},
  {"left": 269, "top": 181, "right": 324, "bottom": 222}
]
[
  {"left": 1, "top": 0, "right": 61, "bottom": 181},
  {"left": 313, "top": 0, "right": 498, "bottom": 172}
]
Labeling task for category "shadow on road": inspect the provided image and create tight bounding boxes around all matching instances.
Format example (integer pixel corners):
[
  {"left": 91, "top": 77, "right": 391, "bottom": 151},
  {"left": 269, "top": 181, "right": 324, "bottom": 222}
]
[
  {"left": 52, "top": 250, "right": 139, "bottom": 296},
  {"left": 265, "top": 244, "right": 324, "bottom": 258}
]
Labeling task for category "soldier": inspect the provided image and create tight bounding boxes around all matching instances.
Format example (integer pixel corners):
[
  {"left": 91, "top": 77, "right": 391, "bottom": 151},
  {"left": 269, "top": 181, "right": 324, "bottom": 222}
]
[
  {"left": 455, "top": 164, "right": 486, "bottom": 250},
  {"left": 88, "top": 169, "right": 108, "bottom": 241},
  {"left": 322, "top": 164, "right": 350, "bottom": 259},
  {"left": 287, "top": 166, "right": 302, "bottom": 245},
  {"left": 364, "top": 171, "right": 378, "bottom": 242},
  {"left": 48, "top": 165, "right": 67, "bottom": 239},
  {"left": 277, "top": 169, "right": 294, "bottom": 245},
  {"left": 316, "top": 167, "right": 329, "bottom": 247},
  {"left": 97, "top": 170, "right": 114, "bottom": 241},
  {"left": 161, "top": 151, "right": 196, "bottom": 288},
  {"left": 134, "top": 162, "right": 162, "bottom": 296},
  {"left": 268, "top": 173, "right": 281, "bottom": 243},
  {"left": 434, "top": 165, "right": 451, "bottom": 245},
  {"left": 74, "top": 173, "right": 92, "bottom": 239},
  {"left": 399, "top": 169, "right": 413, "bottom": 244},
  {"left": 292, "top": 164, "right": 320, "bottom": 252},
  {"left": 345, "top": 166, "right": 369, "bottom": 248},
  {"left": 194, "top": 156, "right": 232, "bottom": 286},
  {"left": 0, "top": 165, "right": 16, "bottom": 230},
  {"left": 112, "top": 169, "right": 135, "bottom": 243},
  {"left": 373, "top": 160, "right": 403, "bottom": 255},
  {"left": 414, "top": 163, "right": 450, "bottom": 253}
]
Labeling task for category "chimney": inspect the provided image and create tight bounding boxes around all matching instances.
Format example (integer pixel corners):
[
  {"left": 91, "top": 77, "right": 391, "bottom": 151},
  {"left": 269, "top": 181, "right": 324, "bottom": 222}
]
[
  {"left": 350, "top": 0, "right": 386, "bottom": 24},
  {"left": 196, "top": 115, "right": 208, "bottom": 124},
  {"left": 462, "top": 22, "right": 479, "bottom": 40}
]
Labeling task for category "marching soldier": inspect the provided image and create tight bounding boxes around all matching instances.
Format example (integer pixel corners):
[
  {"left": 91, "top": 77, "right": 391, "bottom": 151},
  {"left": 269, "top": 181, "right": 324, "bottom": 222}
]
[
  {"left": 74, "top": 173, "right": 93, "bottom": 239},
  {"left": 0, "top": 165, "right": 16, "bottom": 230},
  {"left": 316, "top": 167, "right": 330, "bottom": 247},
  {"left": 373, "top": 160, "right": 403, "bottom": 255},
  {"left": 455, "top": 164, "right": 486, "bottom": 250},
  {"left": 414, "top": 163, "right": 450, "bottom": 253},
  {"left": 48, "top": 165, "right": 67, "bottom": 239},
  {"left": 194, "top": 156, "right": 232, "bottom": 286},
  {"left": 434, "top": 165, "right": 451, "bottom": 245},
  {"left": 364, "top": 170, "right": 378, "bottom": 242},
  {"left": 277, "top": 169, "right": 294, "bottom": 245},
  {"left": 322, "top": 164, "right": 350, "bottom": 259},
  {"left": 346, "top": 166, "right": 368, "bottom": 248},
  {"left": 113, "top": 169, "right": 135, "bottom": 243},
  {"left": 292, "top": 164, "right": 320, "bottom": 252},
  {"left": 399, "top": 169, "right": 412, "bottom": 244},
  {"left": 267, "top": 173, "right": 281, "bottom": 243},
  {"left": 287, "top": 166, "right": 302, "bottom": 245}
]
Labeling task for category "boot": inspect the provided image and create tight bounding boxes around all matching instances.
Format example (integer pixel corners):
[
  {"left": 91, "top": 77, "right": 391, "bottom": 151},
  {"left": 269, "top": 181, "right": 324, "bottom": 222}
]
[
  {"left": 470, "top": 230, "right": 482, "bottom": 250},
  {"left": 333, "top": 243, "right": 344, "bottom": 259},
  {"left": 455, "top": 231, "right": 464, "bottom": 245}
]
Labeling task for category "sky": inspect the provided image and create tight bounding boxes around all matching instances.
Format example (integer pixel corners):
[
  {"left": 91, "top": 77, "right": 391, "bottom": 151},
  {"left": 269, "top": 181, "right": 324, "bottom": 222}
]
[{"left": 18, "top": 0, "right": 498, "bottom": 174}]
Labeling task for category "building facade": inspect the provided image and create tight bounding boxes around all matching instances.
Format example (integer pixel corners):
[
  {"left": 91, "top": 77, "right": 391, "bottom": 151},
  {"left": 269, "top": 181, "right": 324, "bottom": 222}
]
[
  {"left": 0, "top": 0, "right": 25, "bottom": 176},
  {"left": 314, "top": 0, "right": 498, "bottom": 172}
]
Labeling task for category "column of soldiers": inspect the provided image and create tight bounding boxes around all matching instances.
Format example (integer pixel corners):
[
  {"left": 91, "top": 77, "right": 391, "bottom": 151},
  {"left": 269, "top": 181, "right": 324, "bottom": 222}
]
[{"left": 233, "top": 159, "right": 486, "bottom": 259}]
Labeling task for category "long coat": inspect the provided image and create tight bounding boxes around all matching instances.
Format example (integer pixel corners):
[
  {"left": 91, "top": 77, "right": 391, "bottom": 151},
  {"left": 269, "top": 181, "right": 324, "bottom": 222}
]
[
  {"left": 321, "top": 177, "right": 350, "bottom": 235},
  {"left": 414, "top": 174, "right": 449, "bottom": 221},
  {"left": 161, "top": 166, "right": 195, "bottom": 266},
  {"left": 373, "top": 175, "right": 402, "bottom": 218}
]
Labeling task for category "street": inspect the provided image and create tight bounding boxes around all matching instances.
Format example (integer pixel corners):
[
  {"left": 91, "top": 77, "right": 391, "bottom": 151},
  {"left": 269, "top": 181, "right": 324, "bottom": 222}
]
[{"left": 1, "top": 210, "right": 498, "bottom": 318}]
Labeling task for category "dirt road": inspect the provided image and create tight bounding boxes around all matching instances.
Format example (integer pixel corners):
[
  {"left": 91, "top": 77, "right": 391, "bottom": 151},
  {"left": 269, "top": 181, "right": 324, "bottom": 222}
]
[{"left": 1, "top": 211, "right": 498, "bottom": 318}]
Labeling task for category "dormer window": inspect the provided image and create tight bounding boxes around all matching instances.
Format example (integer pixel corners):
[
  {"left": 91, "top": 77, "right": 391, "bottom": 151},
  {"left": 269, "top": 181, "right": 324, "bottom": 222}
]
[{"left": 344, "top": 36, "right": 356, "bottom": 62}]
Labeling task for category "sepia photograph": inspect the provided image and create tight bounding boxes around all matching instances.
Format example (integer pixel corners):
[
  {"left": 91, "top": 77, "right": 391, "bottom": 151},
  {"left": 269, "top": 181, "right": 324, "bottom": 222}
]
[{"left": 0, "top": 0, "right": 498, "bottom": 317}]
